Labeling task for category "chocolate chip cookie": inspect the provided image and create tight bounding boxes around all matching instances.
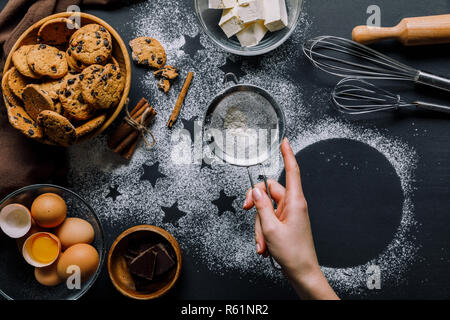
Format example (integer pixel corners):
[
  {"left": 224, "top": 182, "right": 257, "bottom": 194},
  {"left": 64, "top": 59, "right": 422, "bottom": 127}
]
[
  {"left": 8, "top": 67, "right": 30, "bottom": 99},
  {"left": 154, "top": 65, "right": 179, "bottom": 80},
  {"left": 37, "top": 110, "right": 76, "bottom": 146},
  {"left": 88, "top": 63, "right": 124, "bottom": 109},
  {"left": 2, "top": 69, "right": 43, "bottom": 139},
  {"left": 39, "top": 76, "right": 67, "bottom": 100},
  {"left": 69, "top": 24, "right": 112, "bottom": 65},
  {"left": 75, "top": 113, "right": 107, "bottom": 138},
  {"left": 12, "top": 45, "right": 40, "bottom": 79},
  {"left": 80, "top": 64, "right": 104, "bottom": 105},
  {"left": 157, "top": 79, "right": 170, "bottom": 93},
  {"left": 59, "top": 73, "right": 95, "bottom": 121},
  {"left": 38, "top": 18, "right": 79, "bottom": 46},
  {"left": 129, "top": 37, "right": 166, "bottom": 69},
  {"left": 27, "top": 44, "right": 68, "bottom": 79},
  {"left": 21, "top": 84, "right": 55, "bottom": 121},
  {"left": 66, "top": 48, "right": 88, "bottom": 73}
]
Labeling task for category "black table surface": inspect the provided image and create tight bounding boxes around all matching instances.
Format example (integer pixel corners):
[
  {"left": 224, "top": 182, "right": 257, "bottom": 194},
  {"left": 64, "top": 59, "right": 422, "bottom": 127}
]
[{"left": 2, "top": 0, "right": 450, "bottom": 300}]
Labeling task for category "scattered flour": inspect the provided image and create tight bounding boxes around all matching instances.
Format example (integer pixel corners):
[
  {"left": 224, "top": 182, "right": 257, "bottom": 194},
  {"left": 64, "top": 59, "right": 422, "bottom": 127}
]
[{"left": 68, "top": 0, "right": 419, "bottom": 296}]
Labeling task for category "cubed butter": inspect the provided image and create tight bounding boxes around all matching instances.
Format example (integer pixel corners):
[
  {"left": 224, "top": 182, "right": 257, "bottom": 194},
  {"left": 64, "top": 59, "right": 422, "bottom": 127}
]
[
  {"left": 236, "top": 0, "right": 264, "bottom": 24},
  {"left": 219, "top": 7, "right": 245, "bottom": 38},
  {"left": 263, "top": 0, "right": 288, "bottom": 32},
  {"left": 209, "top": 0, "right": 237, "bottom": 9},
  {"left": 236, "top": 21, "right": 268, "bottom": 47}
]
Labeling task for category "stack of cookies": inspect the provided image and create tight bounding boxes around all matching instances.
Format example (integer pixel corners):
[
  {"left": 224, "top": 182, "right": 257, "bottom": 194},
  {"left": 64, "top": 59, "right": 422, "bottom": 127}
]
[{"left": 2, "top": 18, "right": 125, "bottom": 147}]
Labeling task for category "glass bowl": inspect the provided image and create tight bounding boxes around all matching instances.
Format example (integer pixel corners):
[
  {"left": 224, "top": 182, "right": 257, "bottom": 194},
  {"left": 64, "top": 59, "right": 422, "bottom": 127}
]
[
  {"left": 195, "top": 0, "right": 303, "bottom": 56},
  {"left": 0, "top": 184, "right": 105, "bottom": 300}
]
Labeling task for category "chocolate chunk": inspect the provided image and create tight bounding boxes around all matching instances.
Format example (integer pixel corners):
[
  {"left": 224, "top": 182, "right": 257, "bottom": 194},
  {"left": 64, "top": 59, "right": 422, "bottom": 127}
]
[
  {"left": 96, "top": 40, "right": 101, "bottom": 45},
  {"left": 129, "top": 249, "right": 157, "bottom": 281},
  {"left": 76, "top": 60, "right": 82, "bottom": 67},
  {"left": 39, "top": 44, "right": 46, "bottom": 49},
  {"left": 157, "top": 58, "right": 163, "bottom": 65},
  {"left": 64, "top": 90, "right": 71, "bottom": 97},
  {"left": 95, "top": 31, "right": 101, "bottom": 39},
  {"left": 117, "top": 73, "right": 121, "bottom": 79},
  {"left": 68, "top": 78, "right": 76, "bottom": 85},
  {"left": 145, "top": 38, "right": 151, "bottom": 44},
  {"left": 100, "top": 27, "right": 106, "bottom": 32},
  {"left": 104, "top": 39, "right": 109, "bottom": 47},
  {"left": 111, "top": 65, "right": 117, "bottom": 70},
  {"left": 153, "top": 243, "right": 176, "bottom": 277},
  {"left": 28, "top": 129, "right": 34, "bottom": 136},
  {"left": 67, "top": 49, "right": 72, "bottom": 56},
  {"left": 51, "top": 66, "right": 57, "bottom": 73},
  {"left": 77, "top": 94, "right": 85, "bottom": 104},
  {"left": 57, "top": 53, "right": 63, "bottom": 59},
  {"left": 96, "top": 56, "right": 102, "bottom": 63},
  {"left": 79, "top": 74, "right": 84, "bottom": 81}
]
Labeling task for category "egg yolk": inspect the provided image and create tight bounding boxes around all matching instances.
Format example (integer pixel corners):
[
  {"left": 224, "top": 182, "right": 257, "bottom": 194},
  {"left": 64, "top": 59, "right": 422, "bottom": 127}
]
[{"left": 31, "top": 235, "right": 59, "bottom": 263}]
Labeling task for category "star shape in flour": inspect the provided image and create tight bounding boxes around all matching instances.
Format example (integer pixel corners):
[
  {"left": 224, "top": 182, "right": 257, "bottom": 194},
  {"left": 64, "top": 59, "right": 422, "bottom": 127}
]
[
  {"left": 219, "top": 57, "right": 247, "bottom": 81},
  {"left": 212, "top": 190, "right": 237, "bottom": 216},
  {"left": 140, "top": 162, "right": 166, "bottom": 187},
  {"left": 105, "top": 184, "right": 121, "bottom": 201},
  {"left": 181, "top": 33, "right": 204, "bottom": 57},
  {"left": 161, "top": 201, "right": 187, "bottom": 226},
  {"left": 180, "top": 116, "right": 198, "bottom": 140}
]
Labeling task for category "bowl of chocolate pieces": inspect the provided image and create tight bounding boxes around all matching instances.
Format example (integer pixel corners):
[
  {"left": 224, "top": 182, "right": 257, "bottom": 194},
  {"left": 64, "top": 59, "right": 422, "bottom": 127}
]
[
  {"left": 107, "top": 225, "right": 182, "bottom": 300},
  {"left": 2, "top": 12, "right": 131, "bottom": 146}
]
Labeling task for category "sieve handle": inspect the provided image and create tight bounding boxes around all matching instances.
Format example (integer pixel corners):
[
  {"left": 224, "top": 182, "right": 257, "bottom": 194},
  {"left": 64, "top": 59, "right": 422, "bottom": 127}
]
[
  {"left": 247, "top": 167, "right": 282, "bottom": 271},
  {"left": 223, "top": 73, "right": 239, "bottom": 86}
]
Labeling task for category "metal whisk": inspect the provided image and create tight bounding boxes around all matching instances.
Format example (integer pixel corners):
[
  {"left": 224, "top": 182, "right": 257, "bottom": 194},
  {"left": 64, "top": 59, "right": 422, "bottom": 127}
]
[
  {"left": 332, "top": 78, "right": 450, "bottom": 115},
  {"left": 303, "top": 36, "right": 450, "bottom": 93}
]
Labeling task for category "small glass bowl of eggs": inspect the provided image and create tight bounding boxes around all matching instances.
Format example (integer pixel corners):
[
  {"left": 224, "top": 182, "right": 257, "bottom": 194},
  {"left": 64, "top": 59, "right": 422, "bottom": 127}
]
[{"left": 0, "top": 184, "right": 105, "bottom": 300}]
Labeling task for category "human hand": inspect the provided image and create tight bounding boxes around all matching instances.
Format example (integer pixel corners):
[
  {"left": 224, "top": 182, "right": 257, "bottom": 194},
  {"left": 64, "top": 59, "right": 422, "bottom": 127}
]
[{"left": 243, "top": 138, "right": 338, "bottom": 299}]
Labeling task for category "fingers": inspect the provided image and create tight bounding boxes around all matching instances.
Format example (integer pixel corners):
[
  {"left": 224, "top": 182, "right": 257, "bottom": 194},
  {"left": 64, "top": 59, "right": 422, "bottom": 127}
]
[
  {"left": 254, "top": 213, "right": 267, "bottom": 255},
  {"left": 281, "top": 138, "right": 304, "bottom": 198},
  {"left": 243, "top": 180, "right": 285, "bottom": 210},
  {"left": 251, "top": 187, "right": 279, "bottom": 232}
]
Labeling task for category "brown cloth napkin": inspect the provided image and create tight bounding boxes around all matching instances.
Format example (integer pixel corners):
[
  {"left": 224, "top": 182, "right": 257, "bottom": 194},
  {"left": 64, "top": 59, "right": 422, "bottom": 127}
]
[{"left": 0, "top": 0, "right": 121, "bottom": 198}]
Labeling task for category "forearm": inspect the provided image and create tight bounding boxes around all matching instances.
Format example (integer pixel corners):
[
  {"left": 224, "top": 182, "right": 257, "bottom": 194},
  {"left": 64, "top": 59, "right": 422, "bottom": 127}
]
[{"left": 287, "top": 267, "right": 340, "bottom": 300}]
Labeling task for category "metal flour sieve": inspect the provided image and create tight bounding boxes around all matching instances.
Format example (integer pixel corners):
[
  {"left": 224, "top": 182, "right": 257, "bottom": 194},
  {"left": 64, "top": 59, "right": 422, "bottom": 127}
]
[{"left": 202, "top": 73, "right": 286, "bottom": 270}]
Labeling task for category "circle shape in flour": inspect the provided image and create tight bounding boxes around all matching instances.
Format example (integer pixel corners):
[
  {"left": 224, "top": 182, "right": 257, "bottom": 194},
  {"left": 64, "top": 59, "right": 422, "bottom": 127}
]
[
  {"left": 282, "top": 120, "right": 418, "bottom": 296},
  {"left": 278, "top": 138, "right": 404, "bottom": 268}
]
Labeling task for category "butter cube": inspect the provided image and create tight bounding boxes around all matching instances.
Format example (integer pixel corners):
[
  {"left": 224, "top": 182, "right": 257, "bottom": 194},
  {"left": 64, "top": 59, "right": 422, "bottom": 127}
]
[
  {"left": 236, "top": 0, "right": 264, "bottom": 24},
  {"left": 219, "top": 7, "right": 245, "bottom": 38},
  {"left": 209, "top": 0, "right": 237, "bottom": 9},
  {"left": 263, "top": 0, "right": 288, "bottom": 32},
  {"left": 236, "top": 21, "right": 268, "bottom": 47}
]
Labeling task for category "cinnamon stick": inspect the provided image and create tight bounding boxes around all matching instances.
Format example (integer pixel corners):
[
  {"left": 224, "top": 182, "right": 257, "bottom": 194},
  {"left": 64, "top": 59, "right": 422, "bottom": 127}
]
[
  {"left": 130, "top": 98, "right": 147, "bottom": 118},
  {"left": 108, "top": 98, "right": 157, "bottom": 160},
  {"left": 167, "top": 71, "right": 194, "bottom": 128},
  {"left": 108, "top": 98, "right": 150, "bottom": 149},
  {"left": 113, "top": 108, "right": 156, "bottom": 154}
]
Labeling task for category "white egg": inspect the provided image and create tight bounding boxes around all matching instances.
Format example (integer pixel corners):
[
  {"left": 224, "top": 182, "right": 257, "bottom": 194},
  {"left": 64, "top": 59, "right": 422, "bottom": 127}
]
[{"left": 0, "top": 204, "right": 32, "bottom": 238}]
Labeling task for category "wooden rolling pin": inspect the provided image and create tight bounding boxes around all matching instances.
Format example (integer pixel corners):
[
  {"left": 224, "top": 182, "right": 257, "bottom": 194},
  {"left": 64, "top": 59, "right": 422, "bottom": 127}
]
[{"left": 352, "top": 14, "right": 450, "bottom": 46}]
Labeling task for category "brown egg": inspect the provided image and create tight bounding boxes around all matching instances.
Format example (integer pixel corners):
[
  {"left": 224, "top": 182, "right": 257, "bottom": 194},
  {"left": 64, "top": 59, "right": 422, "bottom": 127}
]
[
  {"left": 31, "top": 193, "right": 67, "bottom": 228},
  {"left": 34, "top": 261, "right": 64, "bottom": 286},
  {"left": 57, "top": 243, "right": 99, "bottom": 283},
  {"left": 54, "top": 218, "right": 95, "bottom": 249}
]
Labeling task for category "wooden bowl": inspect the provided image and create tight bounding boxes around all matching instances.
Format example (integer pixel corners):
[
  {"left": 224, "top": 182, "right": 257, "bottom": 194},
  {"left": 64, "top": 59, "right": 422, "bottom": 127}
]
[
  {"left": 2, "top": 12, "right": 131, "bottom": 145},
  {"left": 107, "top": 225, "right": 182, "bottom": 300}
]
